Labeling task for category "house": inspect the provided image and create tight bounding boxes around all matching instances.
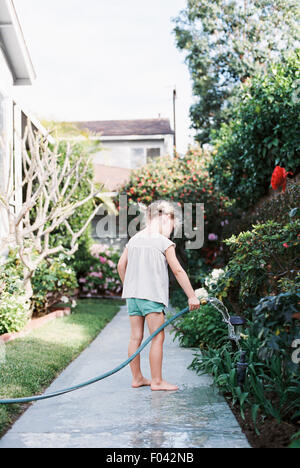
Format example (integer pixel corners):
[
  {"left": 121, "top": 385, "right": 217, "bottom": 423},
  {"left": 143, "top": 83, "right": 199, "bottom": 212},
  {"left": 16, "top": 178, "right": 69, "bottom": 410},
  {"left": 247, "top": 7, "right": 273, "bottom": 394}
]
[
  {"left": 75, "top": 118, "right": 175, "bottom": 191},
  {"left": 0, "top": 0, "right": 50, "bottom": 252}
]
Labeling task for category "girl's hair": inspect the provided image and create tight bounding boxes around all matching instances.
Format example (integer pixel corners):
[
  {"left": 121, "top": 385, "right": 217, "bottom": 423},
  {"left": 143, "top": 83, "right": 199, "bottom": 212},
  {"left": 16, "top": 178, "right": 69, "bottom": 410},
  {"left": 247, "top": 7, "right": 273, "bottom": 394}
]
[{"left": 146, "top": 200, "right": 182, "bottom": 233}]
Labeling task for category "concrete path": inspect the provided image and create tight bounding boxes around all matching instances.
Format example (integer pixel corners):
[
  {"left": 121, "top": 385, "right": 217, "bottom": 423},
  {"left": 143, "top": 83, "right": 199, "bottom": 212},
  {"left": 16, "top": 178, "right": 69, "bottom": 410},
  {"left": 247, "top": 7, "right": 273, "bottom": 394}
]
[{"left": 0, "top": 306, "right": 250, "bottom": 448}]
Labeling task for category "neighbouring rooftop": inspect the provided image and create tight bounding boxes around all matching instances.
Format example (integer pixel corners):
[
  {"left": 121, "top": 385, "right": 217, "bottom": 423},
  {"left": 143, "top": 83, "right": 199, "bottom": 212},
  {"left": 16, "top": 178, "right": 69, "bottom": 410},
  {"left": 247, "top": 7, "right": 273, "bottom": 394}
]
[{"left": 75, "top": 118, "right": 175, "bottom": 137}]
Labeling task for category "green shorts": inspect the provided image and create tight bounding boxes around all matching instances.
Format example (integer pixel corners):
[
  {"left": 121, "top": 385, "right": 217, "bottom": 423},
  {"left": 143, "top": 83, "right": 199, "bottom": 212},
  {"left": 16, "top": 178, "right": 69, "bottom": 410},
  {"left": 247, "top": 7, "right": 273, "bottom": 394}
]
[{"left": 126, "top": 298, "right": 165, "bottom": 317}]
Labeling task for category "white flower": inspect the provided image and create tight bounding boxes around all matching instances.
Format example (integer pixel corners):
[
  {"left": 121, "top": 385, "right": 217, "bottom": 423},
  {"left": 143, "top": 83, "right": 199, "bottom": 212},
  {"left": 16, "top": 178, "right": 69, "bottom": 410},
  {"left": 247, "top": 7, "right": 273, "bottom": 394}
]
[
  {"left": 195, "top": 288, "right": 209, "bottom": 299},
  {"left": 71, "top": 299, "right": 77, "bottom": 308},
  {"left": 61, "top": 296, "right": 69, "bottom": 303},
  {"left": 204, "top": 268, "right": 225, "bottom": 290},
  {"left": 211, "top": 268, "right": 224, "bottom": 279}
]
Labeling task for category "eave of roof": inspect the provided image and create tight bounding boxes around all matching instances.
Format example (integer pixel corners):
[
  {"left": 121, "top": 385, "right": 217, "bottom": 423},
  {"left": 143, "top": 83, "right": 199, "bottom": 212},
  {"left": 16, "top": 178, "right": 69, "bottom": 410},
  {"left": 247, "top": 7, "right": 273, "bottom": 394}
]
[{"left": 0, "top": 0, "right": 36, "bottom": 86}]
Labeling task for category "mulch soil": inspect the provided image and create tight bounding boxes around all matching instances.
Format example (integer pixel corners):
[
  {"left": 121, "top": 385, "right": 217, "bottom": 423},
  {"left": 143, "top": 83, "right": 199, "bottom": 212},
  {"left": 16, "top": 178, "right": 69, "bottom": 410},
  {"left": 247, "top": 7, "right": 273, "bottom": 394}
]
[{"left": 225, "top": 396, "right": 299, "bottom": 448}]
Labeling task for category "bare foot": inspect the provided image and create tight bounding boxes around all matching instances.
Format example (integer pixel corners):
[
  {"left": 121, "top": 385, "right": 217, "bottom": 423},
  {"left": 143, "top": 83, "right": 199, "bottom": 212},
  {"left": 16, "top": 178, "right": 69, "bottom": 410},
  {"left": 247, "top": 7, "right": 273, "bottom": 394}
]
[
  {"left": 151, "top": 380, "right": 179, "bottom": 391},
  {"left": 132, "top": 377, "right": 151, "bottom": 388}
]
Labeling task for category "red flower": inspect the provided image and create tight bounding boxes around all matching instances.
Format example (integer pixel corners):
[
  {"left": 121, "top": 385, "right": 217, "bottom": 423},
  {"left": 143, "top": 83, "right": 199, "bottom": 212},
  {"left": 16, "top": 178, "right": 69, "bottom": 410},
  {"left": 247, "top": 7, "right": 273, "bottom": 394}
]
[{"left": 271, "top": 166, "right": 293, "bottom": 193}]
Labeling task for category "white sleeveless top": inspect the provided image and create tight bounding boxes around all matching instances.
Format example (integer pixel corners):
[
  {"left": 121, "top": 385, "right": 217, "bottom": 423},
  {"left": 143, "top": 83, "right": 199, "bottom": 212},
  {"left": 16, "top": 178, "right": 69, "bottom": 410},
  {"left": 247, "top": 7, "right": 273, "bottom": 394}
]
[{"left": 122, "top": 230, "right": 175, "bottom": 306}]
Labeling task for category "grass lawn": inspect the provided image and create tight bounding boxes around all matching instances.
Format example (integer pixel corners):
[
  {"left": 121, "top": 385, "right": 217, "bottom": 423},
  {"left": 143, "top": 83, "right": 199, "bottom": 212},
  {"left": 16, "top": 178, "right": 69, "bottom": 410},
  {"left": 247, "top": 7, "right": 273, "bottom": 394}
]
[{"left": 0, "top": 298, "right": 124, "bottom": 437}]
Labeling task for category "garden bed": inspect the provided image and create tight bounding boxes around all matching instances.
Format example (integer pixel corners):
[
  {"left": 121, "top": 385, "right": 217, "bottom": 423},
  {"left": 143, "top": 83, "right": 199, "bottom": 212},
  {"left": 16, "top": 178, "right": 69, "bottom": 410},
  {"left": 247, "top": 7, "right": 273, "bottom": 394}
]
[
  {"left": 226, "top": 397, "right": 299, "bottom": 448},
  {"left": 0, "top": 298, "right": 124, "bottom": 438}
]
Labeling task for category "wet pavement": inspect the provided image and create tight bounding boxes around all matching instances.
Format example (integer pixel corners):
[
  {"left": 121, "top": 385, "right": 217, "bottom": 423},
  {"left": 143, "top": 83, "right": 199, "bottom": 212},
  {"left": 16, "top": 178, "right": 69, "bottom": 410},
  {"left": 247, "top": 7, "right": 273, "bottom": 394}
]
[{"left": 0, "top": 306, "right": 250, "bottom": 448}]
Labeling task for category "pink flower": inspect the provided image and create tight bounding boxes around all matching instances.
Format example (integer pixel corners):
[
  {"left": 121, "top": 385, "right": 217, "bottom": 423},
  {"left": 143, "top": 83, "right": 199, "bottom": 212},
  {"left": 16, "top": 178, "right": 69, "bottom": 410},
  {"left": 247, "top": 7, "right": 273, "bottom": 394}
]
[
  {"left": 108, "top": 260, "right": 116, "bottom": 268},
  {"left": 79, "top": 278, "right": 87, "bottom": 283},
  {"left": 208, "top": 233, "right": 218, "bottom": 241},
  {"left": 283, "top": 243, "right": 289, "bottom": 248},
  {"left": 99, "top": 256, "right": 107, "bottom": 264},
  {"left": 90, "top": 272, "right": 103, "bottom": 278}
]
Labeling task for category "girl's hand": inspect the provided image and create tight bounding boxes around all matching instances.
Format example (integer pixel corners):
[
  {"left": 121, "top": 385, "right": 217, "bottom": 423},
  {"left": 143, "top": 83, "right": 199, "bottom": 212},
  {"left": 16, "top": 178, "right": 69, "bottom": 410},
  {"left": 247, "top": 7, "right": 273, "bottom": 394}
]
[{"left": 188, "top": 295, "right": 200, "bottom": 311}]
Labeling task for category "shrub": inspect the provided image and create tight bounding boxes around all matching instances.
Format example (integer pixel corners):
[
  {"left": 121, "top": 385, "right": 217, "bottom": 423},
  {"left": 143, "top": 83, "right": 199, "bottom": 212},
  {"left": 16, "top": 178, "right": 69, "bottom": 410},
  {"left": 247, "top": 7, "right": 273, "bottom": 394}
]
[
  {"left": 0, "top": 255, "right": 30, "bottom": 334},
  {"left": 252, "top": 279, "right": 300, "bottom": 367},
  {"left": 0, "top": 249, "right": 78, "bottom": 317},
  {"left": 31, "top": 255, "right": 78, "bottom": 316},
  {"left": 0, "top": 291, "right": 30, "bottom": 334},
  {"left": 71, "top": 228, "right": 99, "bottom": 278},
  {"left": 190, "top": 336, "right": 300, "bottom": 427},
  {"left": 170, "top": 288, "right": 188, "bottom": 310},
  {"left": 209, "top": 51, "right": 300, "bottom": 210},
  {"left": 170, "top": 268, "right": 228, "bottom": 349},
  {"left": 170, "top": 303, "right": 228, "bottom": 349},
  {"left": 0, "top": 252, "right": 30, "bottom": 333},
  {"left": 0, "top": 248, "right": 24, "bottom": 292},
  {"left": 184, "top": 248, "right": 212, "bottom": 286},
  {"left": 79, "top": 245, "right": 122, "bottom": 297},
  {"left": 289, "top": 431, "right": 300, "bottom": 448},
  {"left": 214, "top": 219, "right": 300, "bottom": 314},
  {"left": 121, "top": 146, "right": 234, "bottom": 270},
  {"left": 220, "top": 181, "right": 300, "bottom": 244}
]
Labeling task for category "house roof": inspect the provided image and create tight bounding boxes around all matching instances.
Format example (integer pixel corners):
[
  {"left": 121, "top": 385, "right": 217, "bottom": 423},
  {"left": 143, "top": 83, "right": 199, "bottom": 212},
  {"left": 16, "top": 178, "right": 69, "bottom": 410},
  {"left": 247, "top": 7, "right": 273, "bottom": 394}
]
[
  {"left": 76, "top": 118, "right": 175, "bottom": 137},
  {"left": 0, "top": 0, "right": 36, "bottom": 85}
]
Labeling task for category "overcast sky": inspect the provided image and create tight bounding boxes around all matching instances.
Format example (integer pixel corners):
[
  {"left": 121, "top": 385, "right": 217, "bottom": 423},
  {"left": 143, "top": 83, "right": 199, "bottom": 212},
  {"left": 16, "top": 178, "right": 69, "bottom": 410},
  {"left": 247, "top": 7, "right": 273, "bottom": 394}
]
[{"left": 13, "top": 0, "right": 194, "bottom": 153}]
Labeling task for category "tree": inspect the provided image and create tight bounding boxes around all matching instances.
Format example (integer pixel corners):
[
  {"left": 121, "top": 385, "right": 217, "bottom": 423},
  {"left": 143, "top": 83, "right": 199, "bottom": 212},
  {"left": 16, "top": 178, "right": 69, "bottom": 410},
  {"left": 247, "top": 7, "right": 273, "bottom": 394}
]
[
  {"left": 173, "top": 0, "right": 300, "bottom": 143},
  {"left": 0, "top": 122, "right": 113, "bottom": 297},
  {"left": 209, "top": 51, "right": 300, "bottom": 210}
]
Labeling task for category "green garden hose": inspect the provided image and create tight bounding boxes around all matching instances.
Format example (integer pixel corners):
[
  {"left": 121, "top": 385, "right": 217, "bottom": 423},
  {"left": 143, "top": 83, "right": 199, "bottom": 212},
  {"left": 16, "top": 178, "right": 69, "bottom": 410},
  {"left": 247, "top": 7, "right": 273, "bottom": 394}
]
[{"left": 0, "top": 306, "right": 190, "bottom": 405}]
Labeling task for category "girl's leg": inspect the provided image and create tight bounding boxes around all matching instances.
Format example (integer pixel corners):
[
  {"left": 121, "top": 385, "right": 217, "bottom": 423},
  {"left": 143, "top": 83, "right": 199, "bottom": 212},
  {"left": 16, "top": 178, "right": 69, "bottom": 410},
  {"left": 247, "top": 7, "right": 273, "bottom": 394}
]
[
  {"left": 128, "top": 315, "right": 151, "bottom": 388},
  {"left": 146, "top": 312, "right": 178, "bottom": 391}
]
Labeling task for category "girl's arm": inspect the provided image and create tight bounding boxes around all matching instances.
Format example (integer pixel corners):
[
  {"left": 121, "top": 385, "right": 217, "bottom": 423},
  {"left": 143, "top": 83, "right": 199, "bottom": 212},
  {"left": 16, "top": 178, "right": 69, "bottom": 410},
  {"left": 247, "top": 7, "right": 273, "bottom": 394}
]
[
  {"left": 117, "top": 248, "right": 128, "bottom": 284},
  {"left": 165, "top": 246, "right": 200, "bottom": 311}
]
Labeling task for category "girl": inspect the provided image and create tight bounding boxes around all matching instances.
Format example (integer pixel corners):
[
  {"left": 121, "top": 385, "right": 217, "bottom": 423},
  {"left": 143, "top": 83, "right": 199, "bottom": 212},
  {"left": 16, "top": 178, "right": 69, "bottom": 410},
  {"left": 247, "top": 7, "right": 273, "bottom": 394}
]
[{"left": 117, "top": 200, "right": 200, "bottom": 391}]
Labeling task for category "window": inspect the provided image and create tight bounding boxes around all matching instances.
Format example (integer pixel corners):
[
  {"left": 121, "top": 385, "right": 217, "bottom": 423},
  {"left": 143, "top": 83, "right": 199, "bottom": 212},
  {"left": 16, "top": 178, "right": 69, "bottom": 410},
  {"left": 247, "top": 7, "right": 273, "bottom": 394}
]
[
  {"left": 131, "top": 148, "right": 145, "bottom": 169},
  {"left": 146, "top": 147, "right": 161, "bottom": 163}
]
